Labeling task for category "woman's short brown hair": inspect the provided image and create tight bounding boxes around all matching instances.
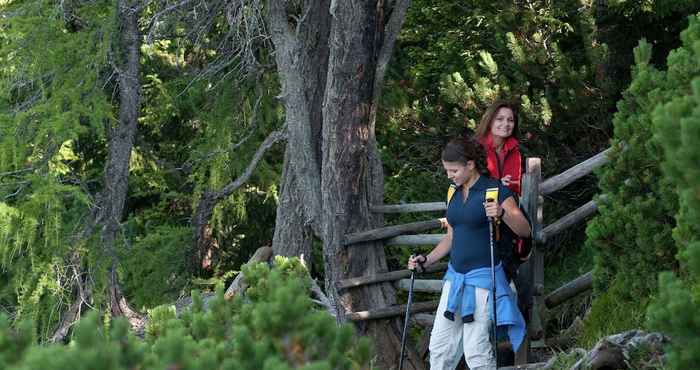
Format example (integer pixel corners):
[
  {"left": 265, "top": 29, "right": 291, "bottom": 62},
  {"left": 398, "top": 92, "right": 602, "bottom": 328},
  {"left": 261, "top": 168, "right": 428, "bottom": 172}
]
[
  {"left": 474, "top": 99, "right": 520, "bottom": 139},
  {"left": 441, "top": 137, "right": 489, "bottom": 175}
]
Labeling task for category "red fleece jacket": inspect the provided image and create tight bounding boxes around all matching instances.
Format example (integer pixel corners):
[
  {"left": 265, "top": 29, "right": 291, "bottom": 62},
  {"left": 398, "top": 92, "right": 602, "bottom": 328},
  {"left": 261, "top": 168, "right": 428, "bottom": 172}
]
[{"left": 479, "top": 134, "right": 522, "bottom": 195}]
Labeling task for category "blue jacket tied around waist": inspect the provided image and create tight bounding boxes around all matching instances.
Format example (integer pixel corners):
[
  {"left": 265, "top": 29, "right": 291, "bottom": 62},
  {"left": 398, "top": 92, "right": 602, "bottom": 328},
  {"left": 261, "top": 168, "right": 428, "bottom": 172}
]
[{"left": 443, "top": 263, "right": 526, "bottom": 352}]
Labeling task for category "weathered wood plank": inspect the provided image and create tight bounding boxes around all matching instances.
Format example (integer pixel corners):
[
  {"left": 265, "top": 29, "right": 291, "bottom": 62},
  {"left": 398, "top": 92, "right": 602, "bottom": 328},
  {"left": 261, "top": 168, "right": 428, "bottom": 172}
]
[
  {"left": 385, "top": 234, "right": 445, "bottom": 246},
  {"left": 347, "top": 300, "right": 439, "bottom": 321},
  {"left": 413, "top": 313, "right": 435, "bottom": 328},
  {"left": 540, "top": 147, "right": 613, "bottom": 195},
  {"left": 395, "top": 279, "right": 443, "bottom": 292},
  {"left": 539, "top": 195, "right": 608, "bottom": 243},
  {"left": 545, "top": 271, "right": 593, "bottom": 309},
  {"left": 539, "top": 199, "right": 598, "bottom": 243},
  {"left": 521, "top": 158, "right": 544, "bottom": 343},
  {"left": 370, "top": 202, "right": 446, "bottom": 213},
  {"left": 343, "top": 219, "right": 442, "bottom": 245},
  {"left": 336, "top": 262, "right": 448, "bottom": 290}
]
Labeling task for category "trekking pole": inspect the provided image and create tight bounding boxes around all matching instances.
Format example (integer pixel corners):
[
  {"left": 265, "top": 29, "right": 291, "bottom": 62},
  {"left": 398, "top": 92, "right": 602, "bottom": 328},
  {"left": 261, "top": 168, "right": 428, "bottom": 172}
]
[
  {"left": 488, "top": 218, "right": 500, "bottom": 369},
  {"left": 399, "top": 255, "right": 420, "bottom": 370}
]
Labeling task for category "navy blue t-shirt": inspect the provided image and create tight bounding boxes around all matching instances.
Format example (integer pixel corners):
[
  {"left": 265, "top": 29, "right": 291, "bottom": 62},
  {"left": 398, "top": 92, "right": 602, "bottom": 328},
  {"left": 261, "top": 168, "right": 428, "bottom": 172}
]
[{"left": 446, "top": 175, "right": 514, "bottom": 274}]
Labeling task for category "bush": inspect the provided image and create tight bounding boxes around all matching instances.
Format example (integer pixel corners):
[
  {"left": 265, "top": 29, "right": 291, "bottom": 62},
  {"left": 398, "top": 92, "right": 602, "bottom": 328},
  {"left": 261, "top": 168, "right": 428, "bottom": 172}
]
[
  {"left": 585, "top": 13, "right": 700, "bottom": 367},
  {"left": 647, "top": 15, "right": 700, "bottom": 369},
  {"left": 0, "top": 257, "right": 373, "bottom": 370}
]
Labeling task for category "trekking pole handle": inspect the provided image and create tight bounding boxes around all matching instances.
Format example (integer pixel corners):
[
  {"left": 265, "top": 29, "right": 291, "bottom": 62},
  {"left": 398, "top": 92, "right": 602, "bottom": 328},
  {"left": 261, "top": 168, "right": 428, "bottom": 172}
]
[{"left": 409, "top": 254, "right": 427, "bottom": 273}]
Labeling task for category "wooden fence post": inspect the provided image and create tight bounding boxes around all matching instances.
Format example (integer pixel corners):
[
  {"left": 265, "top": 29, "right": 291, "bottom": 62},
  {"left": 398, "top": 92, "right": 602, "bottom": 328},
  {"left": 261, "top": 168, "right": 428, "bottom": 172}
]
[{"left": 517, "top": 157, "right": 543, "bottom": 364}]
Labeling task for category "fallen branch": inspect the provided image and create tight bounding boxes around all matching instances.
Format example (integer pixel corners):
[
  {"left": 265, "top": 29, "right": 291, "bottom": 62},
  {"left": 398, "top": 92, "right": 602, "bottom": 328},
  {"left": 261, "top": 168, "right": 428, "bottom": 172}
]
[
  {"left": 309, "top": 278, "right": 337, "bottom": 319},
  {"left": 224, "top": 246, "right": 273, "bottom": 300}
]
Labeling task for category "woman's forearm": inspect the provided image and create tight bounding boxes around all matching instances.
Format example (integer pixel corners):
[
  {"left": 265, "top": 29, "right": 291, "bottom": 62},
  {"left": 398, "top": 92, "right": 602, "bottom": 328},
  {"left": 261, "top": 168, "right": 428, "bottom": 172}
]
[{"left": 425, "top": 233, "right": 452, "bottom": 266}]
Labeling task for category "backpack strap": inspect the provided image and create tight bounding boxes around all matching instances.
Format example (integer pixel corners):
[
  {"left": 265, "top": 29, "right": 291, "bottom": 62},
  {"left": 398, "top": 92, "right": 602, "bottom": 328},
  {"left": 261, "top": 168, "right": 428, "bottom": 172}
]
[{"left": 446, "top": 184, "right": 457, "bottom": 206}]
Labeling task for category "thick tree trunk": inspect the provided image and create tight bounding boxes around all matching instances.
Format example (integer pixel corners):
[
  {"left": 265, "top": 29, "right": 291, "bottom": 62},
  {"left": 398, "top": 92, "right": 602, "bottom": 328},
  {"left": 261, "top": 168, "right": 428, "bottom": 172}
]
[
  {"left": 319, "top": 2, "right": 420, "bottom": 369},
  {"left": 97, "top": 0, "right": 144, "bottom": 329},
  {"left": 271, "top": 152, "right": 314, "bottom": 263},
  {"left": 269, "top": 1, "right": 418, "bottom": 368},
  {"left": 268, "top": 1, "right": 330, "bottom": 264}
]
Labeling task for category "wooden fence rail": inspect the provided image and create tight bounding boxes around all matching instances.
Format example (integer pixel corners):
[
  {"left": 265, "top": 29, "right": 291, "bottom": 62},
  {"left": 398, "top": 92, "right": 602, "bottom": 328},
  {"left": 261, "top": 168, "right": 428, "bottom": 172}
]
[
  {"left": 348, "top": 300, "right": 440, "bottom": 321},
  {"left": 539, "top": 196, "right": 604, "bottom": 243},
  {"left": 343, "top": 219, "right": 443, "bottom": 245},
  {"left": 545, "top": 271, "right": 593, "bottom": 309},
  {"left": 370, "top": 202, "right": 446, "bottom": 213},
  {"left": 385, "top": 234, "right": 445, "bottom": 246},
  {"left": 540, "top": 147, "right": 613, "bottom": 195},
  {"left": 336, "top": 263, "right": 448, "bottom": 290},
  {"left": 395, "top": 279, "right": 442, "bottom": 293}
]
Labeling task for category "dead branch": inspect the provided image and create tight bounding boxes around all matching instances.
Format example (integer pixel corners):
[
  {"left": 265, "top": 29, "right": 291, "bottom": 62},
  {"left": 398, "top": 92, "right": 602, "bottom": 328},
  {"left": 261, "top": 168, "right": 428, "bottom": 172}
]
[
  {"left": 373, "top": 0, "right": 411, "bottom": 100},
  {"left": 309, "top": 278, "right": 337, "bottom": 319},
  {"left": 224, "top": 246, "right": 273, "bottom": 300},
  {"left": 191, "top": 128, "right": 286, "bottom": 270}
]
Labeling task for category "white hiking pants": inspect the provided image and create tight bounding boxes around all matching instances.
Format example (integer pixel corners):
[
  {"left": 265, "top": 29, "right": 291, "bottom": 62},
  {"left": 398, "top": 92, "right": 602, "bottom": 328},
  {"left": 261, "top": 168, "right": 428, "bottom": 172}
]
[{"left": 428, "top": 280, "right": 496, "bottom": 370}]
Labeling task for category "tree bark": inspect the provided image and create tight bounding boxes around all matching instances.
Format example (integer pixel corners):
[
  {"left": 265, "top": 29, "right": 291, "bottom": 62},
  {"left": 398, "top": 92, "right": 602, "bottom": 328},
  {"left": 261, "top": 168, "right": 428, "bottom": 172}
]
[
  {"left": 269, "top": 1, "right": 419, "bottom": 369},
  {"left": 320, "top": 2, "right": 418, "bottom": 368},
  {"left": 271, "top": 150, "right": 315, "bottom": 264},
  {"left": 268, "top": 0, "right": 331, "bottom": 271},
  {"left": 96, "top": 0, "right": 144, "bottom": 331}
]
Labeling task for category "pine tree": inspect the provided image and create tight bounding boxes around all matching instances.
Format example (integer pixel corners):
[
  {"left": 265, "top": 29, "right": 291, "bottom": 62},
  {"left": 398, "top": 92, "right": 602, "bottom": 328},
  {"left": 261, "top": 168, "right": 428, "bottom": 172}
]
[
  {"left": 646, "top": 15, "right": 700, "bottom": 369},
  {"left": 582, "top": 37, "right": 678, "bottom": 341},
  {"left": 0, "top": 0, "right": 115, "bottom": 334},
  {"left": 585, "top": 13, "right": 700, "bottom": 346}
]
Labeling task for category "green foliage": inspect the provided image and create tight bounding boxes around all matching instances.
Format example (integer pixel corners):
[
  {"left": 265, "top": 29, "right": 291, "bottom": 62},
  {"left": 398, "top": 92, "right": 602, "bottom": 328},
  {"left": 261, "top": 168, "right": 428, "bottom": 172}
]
[
  {"left": 0, "top": 0, "right": 116, "bottom": 335},
  {"left": 120, "top": 224, "right": 191, "bottom": 309},
  {"left": 586, "top": 14, "right": 700, "bottom": 359},
  {"left": 584, "top": 36, "right": 680, "bottom": 337},
  {"left": 544, "top": 349, "right": 584, "bottom": 370},
  {"left": 0, "top": 259, "right": 373, "bottom": 370},
  {"left": 0, "top": 0, "right": 283, "bottom": 335},
  {"left": 646, "top": 15, "right": 700, "bottom": 369},
  {"left": 579, "top": 279, "right": 648, "bottom": 347}
]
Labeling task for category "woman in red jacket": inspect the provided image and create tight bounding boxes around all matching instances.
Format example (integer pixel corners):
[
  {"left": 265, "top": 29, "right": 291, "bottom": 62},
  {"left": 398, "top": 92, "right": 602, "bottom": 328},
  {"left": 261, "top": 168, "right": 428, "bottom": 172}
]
[{"left": 475, "top": 100, "right": 522, "bottom": 195}]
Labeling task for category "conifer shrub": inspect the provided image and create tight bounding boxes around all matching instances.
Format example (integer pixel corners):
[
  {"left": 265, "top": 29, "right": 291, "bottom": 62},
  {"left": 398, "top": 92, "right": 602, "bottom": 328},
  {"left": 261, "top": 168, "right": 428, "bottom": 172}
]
[
  {"left": 646, "top": 15, "right": 700, "bottom": 369},
  {"left": 583, "top": 36, "right": 679, "bottom": 341},
  {"left": 585, "top": 15, "right": 700, "bottom": 362},
  {"left": 0, "top": 257, "right": 373, "bottom": 369}
]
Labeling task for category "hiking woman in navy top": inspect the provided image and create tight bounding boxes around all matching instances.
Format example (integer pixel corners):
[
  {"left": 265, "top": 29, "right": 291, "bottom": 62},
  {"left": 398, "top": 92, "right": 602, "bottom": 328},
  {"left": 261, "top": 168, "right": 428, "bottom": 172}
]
[{"left": 407, "top": 137, "right": 530, "bottom": 370}]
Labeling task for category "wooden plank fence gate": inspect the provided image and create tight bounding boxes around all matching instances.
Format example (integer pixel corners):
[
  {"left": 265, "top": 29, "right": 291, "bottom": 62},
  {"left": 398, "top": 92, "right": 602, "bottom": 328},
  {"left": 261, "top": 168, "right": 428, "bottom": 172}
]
[{"left": 339, "top": 146, "right": 615, "bottom": 367}]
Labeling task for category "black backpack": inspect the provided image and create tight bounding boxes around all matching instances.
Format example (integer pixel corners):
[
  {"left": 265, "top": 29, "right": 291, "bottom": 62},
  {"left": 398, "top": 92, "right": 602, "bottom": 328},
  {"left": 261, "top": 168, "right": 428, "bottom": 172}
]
[{"left": 496, "top": 195, "right": 533, "bottom": 281}]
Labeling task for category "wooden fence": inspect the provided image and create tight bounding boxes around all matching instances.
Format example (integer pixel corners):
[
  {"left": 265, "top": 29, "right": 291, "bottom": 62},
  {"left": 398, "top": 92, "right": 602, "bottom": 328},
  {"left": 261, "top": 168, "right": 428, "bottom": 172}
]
[{"left": 339, "top": 145, "right": 616, "bottom": 365}]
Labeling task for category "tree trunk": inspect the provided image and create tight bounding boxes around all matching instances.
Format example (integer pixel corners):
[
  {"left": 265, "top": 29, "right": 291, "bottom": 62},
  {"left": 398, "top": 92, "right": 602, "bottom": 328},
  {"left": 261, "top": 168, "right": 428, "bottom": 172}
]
[
  {"left": 268, "top": 0, "right": 330, "bottom": 268},
  {"left": 271, "top": 153, "right": 315, "bottom": 264},
  {"left": 320, "top": 2, "right": 420, "bottom": 368},
  {"left": 269, "top": 1, "right": 420, "bottom": 369},
  {"left": 97, "top": 0, "right": 144, "bottom": 330}
]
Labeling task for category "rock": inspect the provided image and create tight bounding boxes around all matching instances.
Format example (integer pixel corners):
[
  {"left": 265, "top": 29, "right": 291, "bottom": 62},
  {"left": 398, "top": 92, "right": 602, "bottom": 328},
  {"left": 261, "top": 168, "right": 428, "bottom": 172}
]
[{"left": 569, "top": 330, "right": 669, "bottom": 370}]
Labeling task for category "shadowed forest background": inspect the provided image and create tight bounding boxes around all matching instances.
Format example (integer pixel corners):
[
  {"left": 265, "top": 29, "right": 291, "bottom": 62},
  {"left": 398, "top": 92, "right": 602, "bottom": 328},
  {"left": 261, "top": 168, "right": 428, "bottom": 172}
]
[{"left": 1, "top": 0, "right": 700, "bottom": 369}]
